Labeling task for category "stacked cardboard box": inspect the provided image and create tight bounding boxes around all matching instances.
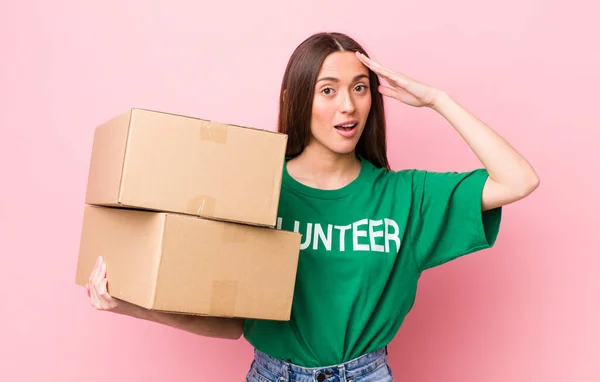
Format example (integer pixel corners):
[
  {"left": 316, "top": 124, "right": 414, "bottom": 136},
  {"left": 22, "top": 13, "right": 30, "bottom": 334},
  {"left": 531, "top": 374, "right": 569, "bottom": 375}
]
[{"left": 75, "top": 109, "right": 301, "bottom": 321}]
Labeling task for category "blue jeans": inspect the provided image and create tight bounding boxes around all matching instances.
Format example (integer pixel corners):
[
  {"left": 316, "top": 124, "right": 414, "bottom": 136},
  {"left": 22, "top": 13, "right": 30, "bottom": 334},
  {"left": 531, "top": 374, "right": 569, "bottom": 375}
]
[{"left": 246, "top": 347, "right": 394, "bottom": 382}]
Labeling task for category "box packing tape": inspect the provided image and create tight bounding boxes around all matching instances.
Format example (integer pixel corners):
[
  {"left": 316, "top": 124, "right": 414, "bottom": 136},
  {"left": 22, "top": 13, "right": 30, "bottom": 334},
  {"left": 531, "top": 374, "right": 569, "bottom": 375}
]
[
  {"left": 207, "top": 224, "right": 250, "bottom": 316},
  {"left": 198, "top": 120, "right": 228, "bottom": 144},
  {"left": 187, "top": 195, "right": 217, "bottom": 218}
]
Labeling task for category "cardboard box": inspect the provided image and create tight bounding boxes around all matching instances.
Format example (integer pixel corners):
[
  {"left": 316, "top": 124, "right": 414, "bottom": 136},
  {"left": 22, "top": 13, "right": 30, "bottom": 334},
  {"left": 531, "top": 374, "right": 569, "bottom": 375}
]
[
  {"left": 85, "top": 108, "right": 287, "bottom": 227},
  {"left": 75, "top": 206, "right": 301, "bottom": 321}
]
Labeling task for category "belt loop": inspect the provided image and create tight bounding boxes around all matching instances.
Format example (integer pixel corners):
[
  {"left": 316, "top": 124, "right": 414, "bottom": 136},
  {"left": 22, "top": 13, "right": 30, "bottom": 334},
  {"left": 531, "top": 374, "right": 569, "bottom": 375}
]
[
  {"left": 339, "top": 364, "right": 346, "bottom": 381},
  {"left": 283, "top": 362, "right": 289, "bottom": 382}
]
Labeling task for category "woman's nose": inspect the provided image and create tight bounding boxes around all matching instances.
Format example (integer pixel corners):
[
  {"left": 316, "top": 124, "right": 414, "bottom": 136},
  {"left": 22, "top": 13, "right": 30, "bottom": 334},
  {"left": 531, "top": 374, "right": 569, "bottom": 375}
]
[{"left": 339, "top": 91, "right": 355, "bottom": 113}]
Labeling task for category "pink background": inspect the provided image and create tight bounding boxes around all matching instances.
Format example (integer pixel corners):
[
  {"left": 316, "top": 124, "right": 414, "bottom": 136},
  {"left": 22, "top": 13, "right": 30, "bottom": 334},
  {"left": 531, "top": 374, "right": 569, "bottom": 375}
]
[{"left": 1, "top": 1, "right": 598, "bottom": 381}]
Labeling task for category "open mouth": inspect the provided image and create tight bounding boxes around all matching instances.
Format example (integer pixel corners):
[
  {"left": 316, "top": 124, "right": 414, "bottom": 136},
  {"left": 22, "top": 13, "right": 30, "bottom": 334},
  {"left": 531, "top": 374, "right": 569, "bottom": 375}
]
[
  {"left": 334, "top": 122, "right": 358, "bottom": 131},
  {"left": 333, "top": 121, "right": 359, "bottom": 138}
]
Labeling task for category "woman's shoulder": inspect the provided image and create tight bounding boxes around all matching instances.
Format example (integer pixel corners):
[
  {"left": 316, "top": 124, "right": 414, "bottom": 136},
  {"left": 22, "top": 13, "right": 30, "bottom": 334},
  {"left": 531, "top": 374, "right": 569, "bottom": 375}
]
[{"left": 363, "top": 159, "right": 421, "bottom": 185}]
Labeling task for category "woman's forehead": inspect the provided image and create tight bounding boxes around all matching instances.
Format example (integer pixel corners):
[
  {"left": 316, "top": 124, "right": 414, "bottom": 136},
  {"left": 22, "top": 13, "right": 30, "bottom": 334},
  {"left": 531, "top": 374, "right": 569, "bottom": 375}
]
[{"left": 318, "top": 51, "right": 369, "bottom": 80}]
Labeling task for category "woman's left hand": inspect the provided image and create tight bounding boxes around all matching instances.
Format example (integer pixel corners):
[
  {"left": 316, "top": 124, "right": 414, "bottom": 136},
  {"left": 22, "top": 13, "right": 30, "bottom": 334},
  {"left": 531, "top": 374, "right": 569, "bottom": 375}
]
[{"left": 356, "top": 51, "right": 442, "bottom": 108}]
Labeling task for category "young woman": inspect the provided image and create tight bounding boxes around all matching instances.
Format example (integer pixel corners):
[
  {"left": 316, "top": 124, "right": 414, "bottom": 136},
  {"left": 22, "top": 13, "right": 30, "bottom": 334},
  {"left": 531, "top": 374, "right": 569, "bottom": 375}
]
[{"left": 85, "top": 32, "right": 539, "bottom": 381}]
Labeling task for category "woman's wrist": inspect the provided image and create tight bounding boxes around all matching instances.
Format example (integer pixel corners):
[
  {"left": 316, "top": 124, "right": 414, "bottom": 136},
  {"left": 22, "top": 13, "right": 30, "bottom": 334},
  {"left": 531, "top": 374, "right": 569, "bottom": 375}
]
[{"left": 112, "top": 298, "right": 150, "bottom": 319}]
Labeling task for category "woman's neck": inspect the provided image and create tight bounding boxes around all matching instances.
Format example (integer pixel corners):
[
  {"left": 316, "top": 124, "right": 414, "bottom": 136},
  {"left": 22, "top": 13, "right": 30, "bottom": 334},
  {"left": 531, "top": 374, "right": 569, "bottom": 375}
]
[{"left": 287, "top": 145, "right": 361, "bottom": 190}]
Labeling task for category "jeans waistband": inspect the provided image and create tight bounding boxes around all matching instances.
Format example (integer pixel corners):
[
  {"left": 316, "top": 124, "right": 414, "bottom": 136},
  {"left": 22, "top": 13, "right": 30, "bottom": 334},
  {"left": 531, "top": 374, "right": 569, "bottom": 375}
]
[{"left": 253, "top": 347, "right": 388, "bottom": 380}]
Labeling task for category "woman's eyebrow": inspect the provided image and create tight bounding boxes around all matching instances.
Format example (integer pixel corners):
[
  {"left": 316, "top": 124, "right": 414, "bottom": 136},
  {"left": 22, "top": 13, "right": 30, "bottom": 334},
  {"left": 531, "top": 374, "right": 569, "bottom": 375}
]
[{"left": 316, "top": 74, "right": 369, "bottom": 83}]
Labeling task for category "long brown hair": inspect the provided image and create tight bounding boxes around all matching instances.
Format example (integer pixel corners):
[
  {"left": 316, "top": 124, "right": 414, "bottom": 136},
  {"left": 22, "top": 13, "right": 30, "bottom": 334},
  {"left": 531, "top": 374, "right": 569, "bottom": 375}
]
[{"left": 278, "top": 32, "right": 390, "bottom": 170}]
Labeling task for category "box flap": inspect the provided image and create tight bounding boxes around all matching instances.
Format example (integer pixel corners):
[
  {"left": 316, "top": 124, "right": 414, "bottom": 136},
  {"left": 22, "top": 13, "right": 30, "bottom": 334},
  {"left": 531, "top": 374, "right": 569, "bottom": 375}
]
[
  {"left": 75, "top": 206, "right": 165, "bottom": 309},
  {"left": 85, "top": 110, "right": 132, "bottom": 206}
]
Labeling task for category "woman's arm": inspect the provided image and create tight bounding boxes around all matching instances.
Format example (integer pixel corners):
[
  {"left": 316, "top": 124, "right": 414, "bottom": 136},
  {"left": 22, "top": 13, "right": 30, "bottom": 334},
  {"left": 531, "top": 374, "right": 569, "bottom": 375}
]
[
  {"left": 355, "top": 51, "right": 540, "bottom": 210},
  {"left": 85, "top": 256, "right": 244, "bottom": 340},
  {"left": 431, "top": 91, "right": 540, "bottom": 211}
]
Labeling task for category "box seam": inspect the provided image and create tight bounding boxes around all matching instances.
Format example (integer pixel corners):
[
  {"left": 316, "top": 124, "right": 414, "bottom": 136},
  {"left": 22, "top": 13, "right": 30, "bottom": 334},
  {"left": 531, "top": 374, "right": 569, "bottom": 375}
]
[
  {"left": 117, "top": 109, "right": 133, "bottom": 205},
  {"left": 134, "top": 107, "right": 286, "bottom": 136},
  {"left": 150, "top": 213, "right": 167, "bottom": 309}
]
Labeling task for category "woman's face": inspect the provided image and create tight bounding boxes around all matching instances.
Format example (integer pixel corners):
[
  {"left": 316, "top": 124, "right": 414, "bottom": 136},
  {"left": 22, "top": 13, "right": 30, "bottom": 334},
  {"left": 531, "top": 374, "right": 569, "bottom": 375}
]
[{"left": 309, "top": 51, "right": 372, "bottom": 156}]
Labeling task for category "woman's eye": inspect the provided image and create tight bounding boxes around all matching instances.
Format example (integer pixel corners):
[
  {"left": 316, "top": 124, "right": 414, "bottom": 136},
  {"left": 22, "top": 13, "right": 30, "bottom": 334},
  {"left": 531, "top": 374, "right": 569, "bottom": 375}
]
[
  {"left": 355, "top": 85, "right": 368, "bottom": 92},
  {"left": 321, "top": 87, "right": 334, "bottom": 95}
]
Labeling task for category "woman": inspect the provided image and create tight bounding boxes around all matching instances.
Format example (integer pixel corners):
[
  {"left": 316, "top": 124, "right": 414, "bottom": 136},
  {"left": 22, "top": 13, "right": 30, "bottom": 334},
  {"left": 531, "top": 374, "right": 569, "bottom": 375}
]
[{"left": 85, "top": 32, "right": 539, "bottom": 381}]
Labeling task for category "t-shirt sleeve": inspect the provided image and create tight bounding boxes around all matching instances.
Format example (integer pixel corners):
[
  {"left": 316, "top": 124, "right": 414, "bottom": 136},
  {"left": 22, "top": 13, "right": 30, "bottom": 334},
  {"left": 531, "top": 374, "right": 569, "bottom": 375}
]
[{"left": 407, "top": 168, "right": 502, "bottom": 272}]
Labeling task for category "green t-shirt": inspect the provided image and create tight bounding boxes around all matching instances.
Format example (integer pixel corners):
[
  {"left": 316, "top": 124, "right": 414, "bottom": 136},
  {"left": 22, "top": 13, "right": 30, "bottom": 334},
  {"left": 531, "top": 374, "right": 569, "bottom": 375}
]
[{"left": 243, "top": 157, "right": 502, "bottom": 367}]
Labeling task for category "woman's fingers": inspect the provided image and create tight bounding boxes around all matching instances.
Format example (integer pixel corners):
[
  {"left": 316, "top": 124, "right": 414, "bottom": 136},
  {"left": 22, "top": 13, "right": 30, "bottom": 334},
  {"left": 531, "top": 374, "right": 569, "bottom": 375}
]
[
  {"left": 378, "top": 84, "right": 398, "bottom": 98},
  {"left": 92, "top": 257, "right": 106, "bottom": 288},
  {"left": 356, "top": 52, "right": 402, "bottom": 83},
  {"left": 100, "top": 278, "right": 110, "bottom": 299},
  {"left": 356, "top": 51, "right": 412, "bottom": 89},
  {"left": 88, "top": 256, "right": 105, "bottom": 309},
  {"left": 90, "top": 278, "right": 100, "bottom": 307},
  {"left": 99, "top": 261, "right": 106, "bottom": 284},
  {"left": 90, "top": 257, "right": 102, "bottom": 286},
  {"left": 95, "top": 256, "right": 105, "bottom": 280},
  {"left": 100, "top": 278, "right": 114, "bottom": 309},
  {"left": 86, "top": 255, "right": 119, "bottom": 311},
  {"left": 92, "top": 278, "right": 110, "bottom": 309},
  {"left": 88, "top": 258, "right": 97, "bottom": 288}
]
